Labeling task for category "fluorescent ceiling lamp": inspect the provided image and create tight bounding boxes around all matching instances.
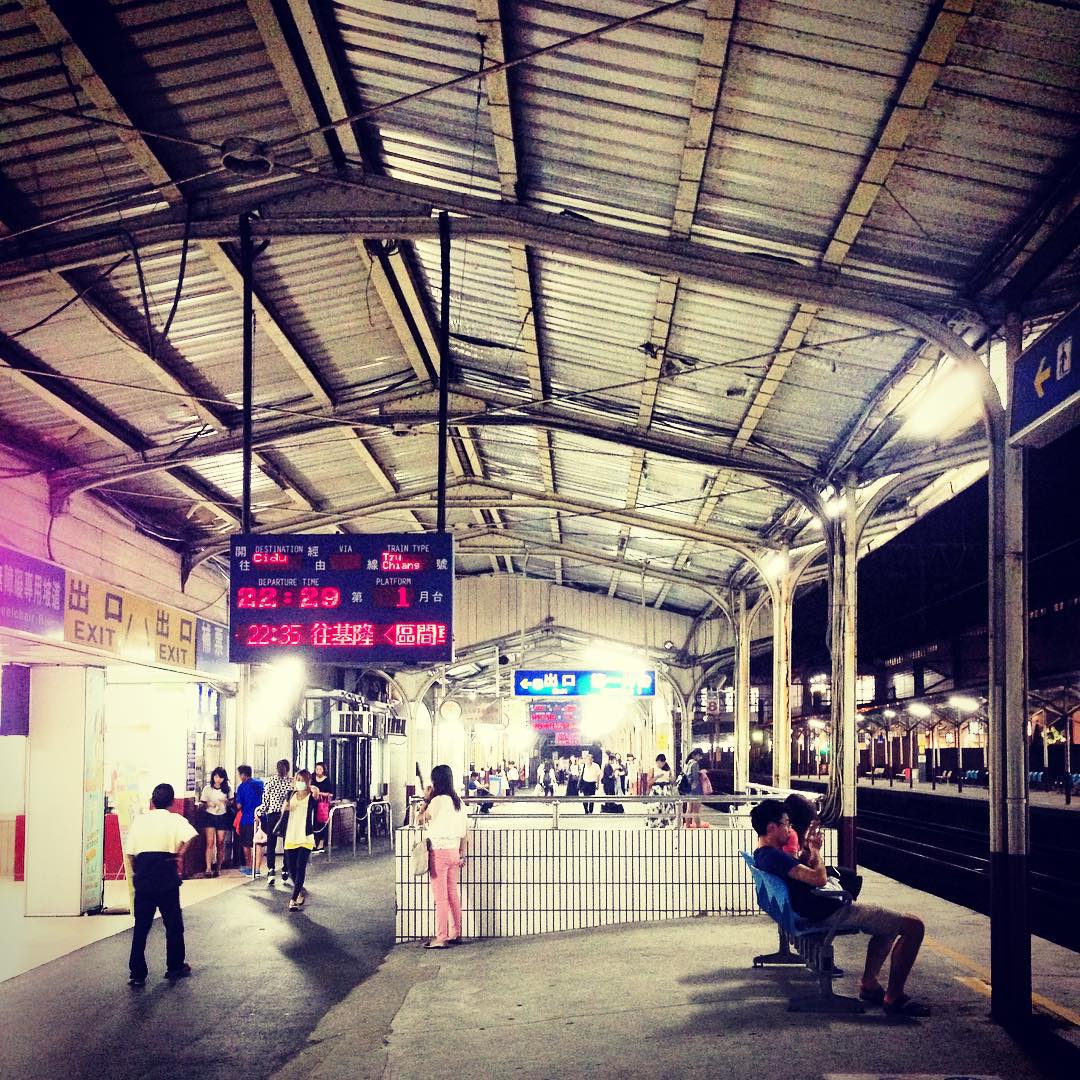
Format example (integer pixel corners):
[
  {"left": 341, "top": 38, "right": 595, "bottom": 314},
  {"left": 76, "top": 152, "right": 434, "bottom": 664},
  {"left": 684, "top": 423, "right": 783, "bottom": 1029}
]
[
  {"left": 765, "top": 552, "right": 789, "bottom": 578},
  {"left": 948, "top": 694, "right": 980, "bottom": 712},
  {"left": 907, "top": 702, "right": 932, "bottom": 718},
  {"left": 901, "top": 365, "right": 983, "bottom": 439}
]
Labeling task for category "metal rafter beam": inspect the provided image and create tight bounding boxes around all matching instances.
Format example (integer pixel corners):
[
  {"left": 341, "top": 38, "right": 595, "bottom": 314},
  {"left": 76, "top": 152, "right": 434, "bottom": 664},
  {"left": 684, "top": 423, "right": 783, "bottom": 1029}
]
[
  {"left": 474, "top": 0, "right": 560, "bottom": 583},
  {"left": 613, "top": 2, "right": 732, "bottom": 601},
  {"left": 0, "top": 173, "right": 975, "bottom": 320},
  {"left": 724, "top": 0, "right": 972, "bottom": 464},
  {"left": 185, "top": 476, "right": 779, "bottom": 571},
  {"left": 456, "top": 526, "right": 724, "bottom": 604},
  {"left": 249, "top": 0, "right": 441, "bottom": 385},
  {"left": 56, "top": 268, "right": 228, "bottom": 433},
  {"left": 270, "top": 0, "right": 503, "bottom": 507},
  {"left": 701, "top": 0, "right": 974, "bottom": 559},
  {"left": 0, "top": 330, "right": 240, "bottom": 527},
  {"left": 52, "top": 240, "right": 330, "bottom": 518},
  {"left": 252, "top": 0, "right": 450, "bottom": 397},
  {"left": 19, "top": 0, "right": 337, "bottom": 411},
  {"left": 49, "top": 394, "right": 818, "bottom": 516}
]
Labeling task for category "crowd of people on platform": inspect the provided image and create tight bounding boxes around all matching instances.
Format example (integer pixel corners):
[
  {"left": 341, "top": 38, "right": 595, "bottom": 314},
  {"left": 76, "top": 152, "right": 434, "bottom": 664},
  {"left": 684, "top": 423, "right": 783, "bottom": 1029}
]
[{"left": 466, "top": 749, "right": 716, "bottom": 825}]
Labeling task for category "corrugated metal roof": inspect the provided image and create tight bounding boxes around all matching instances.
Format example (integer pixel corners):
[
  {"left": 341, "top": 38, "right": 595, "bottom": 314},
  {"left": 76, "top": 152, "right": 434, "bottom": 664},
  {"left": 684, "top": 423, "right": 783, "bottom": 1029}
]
[
  {"left": 333, "top": 0, "right": 501, "bottom": 194},
  {"left": 0, "top": 0, "right": 1077, "bottom": 617},
  {"left": 509, "top": 0, "right": 708, "bottom": 229}
]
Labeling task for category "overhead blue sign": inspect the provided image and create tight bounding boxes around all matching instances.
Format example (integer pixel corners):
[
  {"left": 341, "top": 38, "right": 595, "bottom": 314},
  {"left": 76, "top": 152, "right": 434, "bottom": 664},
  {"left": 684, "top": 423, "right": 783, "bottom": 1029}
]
[
  {"left": 1009, "top": 303, "right": 1079, "bottom": 447},
  {"left": 513, "top": 669, "right": 656, "bottom": 698}
]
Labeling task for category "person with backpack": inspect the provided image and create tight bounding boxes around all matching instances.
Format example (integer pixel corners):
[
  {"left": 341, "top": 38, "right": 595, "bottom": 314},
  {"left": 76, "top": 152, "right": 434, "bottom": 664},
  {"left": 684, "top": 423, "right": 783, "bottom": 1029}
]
[{"left": 540, "top": 761, "right": 556, "bottom": 798}]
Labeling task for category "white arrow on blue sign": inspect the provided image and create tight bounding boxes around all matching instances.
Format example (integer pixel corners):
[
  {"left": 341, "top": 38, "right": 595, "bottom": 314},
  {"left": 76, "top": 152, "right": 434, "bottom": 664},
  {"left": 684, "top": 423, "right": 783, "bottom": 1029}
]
[{"left": 1009, "top": 303, "right": 1080, "bottom": 448}]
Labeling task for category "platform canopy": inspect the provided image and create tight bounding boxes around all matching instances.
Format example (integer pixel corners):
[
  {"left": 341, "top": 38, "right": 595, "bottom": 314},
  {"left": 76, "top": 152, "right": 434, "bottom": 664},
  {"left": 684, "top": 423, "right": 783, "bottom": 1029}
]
[{"left": 1, "top": 0, "right": 1078, "bottom": 616}]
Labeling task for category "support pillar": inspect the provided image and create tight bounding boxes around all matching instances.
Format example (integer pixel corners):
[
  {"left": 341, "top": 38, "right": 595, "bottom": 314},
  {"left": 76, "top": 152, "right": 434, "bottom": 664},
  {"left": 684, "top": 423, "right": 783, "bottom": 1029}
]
[
  {"left": 988, "top": 313, "right": 1031, "bottom": 1025},
  {"left": 771, "top": 569, "right": 793, "bottom": 789},
  {"left": 826, "top": 478, "right": 859, "bottom": 868},
  {"left": 733, "top": 590, "right": 752, "bottom": 793},
  {"left": 25, "top": 666, "right": 106, "bottom": 916}
]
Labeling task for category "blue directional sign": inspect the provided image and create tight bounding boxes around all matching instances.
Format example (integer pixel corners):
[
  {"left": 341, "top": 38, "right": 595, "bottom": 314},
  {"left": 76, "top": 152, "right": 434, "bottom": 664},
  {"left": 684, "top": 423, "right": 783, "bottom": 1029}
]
[
  {"left": 513, "top": 669, "right": 656, "bottom": 697},
  {"left": 1009, "top": 303, "right": 1080, "bottom": 447}
]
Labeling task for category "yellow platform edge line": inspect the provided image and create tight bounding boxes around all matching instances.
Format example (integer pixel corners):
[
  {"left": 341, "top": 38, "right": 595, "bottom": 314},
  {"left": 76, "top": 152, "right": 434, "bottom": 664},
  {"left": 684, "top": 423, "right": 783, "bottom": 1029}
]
[{"left": 935, "top": 942, "right": 1080, "bottom": 1028}]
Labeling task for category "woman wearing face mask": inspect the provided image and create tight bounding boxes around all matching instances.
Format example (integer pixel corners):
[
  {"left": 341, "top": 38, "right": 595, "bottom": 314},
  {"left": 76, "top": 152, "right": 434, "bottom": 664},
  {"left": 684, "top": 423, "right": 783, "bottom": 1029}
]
[{"left": 275, "top": 770, "right": 318, "bottom": 910}]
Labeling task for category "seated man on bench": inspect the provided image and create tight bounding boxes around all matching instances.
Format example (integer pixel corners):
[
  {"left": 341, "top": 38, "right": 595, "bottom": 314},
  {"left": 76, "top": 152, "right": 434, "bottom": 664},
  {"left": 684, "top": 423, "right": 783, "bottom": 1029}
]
[{"left": 751, "top": 798, "right": 930, "bottom": 1017}]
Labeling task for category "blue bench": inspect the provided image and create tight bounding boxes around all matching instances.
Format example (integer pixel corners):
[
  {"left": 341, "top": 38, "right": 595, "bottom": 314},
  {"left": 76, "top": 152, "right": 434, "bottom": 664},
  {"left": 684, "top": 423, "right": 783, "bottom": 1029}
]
[{"left": 742, "top": 852, "right": 864, "bottom": 1013}]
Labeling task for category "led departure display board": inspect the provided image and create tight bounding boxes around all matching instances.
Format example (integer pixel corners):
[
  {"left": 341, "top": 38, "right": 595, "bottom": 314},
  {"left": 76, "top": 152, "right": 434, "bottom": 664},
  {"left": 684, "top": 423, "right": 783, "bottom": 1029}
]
[
  {"left": 514, "top": 669, "right": 656, "bottom": 697},
  {"left": 229, "top": 533, "right": 453, "bottom": 665},
  {"left": 528, "top": 700, "right": 581, "bottom": 731}
]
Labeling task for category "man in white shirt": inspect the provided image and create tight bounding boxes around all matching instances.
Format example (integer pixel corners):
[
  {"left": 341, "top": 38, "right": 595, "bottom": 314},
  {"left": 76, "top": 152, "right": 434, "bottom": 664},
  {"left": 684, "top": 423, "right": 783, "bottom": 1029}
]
[
  {"left": 124, "top": 783, "right": 197, "bottom": 987},
  {"left": 580, "top": 751, "right": 603, "bottom": 814}
]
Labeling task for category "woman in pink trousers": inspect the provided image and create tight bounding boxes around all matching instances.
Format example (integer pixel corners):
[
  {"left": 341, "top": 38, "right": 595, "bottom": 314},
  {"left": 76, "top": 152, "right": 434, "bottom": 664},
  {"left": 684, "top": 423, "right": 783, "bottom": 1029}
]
[{"left": 418, "top": 764, "right": 469, "bottom": 948}]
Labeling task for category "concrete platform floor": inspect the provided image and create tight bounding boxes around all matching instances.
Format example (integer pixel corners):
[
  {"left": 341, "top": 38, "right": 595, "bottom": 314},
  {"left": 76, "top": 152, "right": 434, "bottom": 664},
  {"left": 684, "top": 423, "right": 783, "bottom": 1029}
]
[
  {"left": 1, "top": 856, "right": 1077, "bottom": 1080},
  {"left": 0, "top": 873, "right": 246, "bottom": 983},
  {"left": 274, "top": 868, "right": 1080, "bottom": 1080}
]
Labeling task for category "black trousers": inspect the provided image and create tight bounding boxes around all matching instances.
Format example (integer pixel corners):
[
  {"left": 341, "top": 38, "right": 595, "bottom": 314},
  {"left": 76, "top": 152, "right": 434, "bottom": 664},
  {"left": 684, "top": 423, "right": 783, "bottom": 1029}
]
[
  {"left": 580, "top": 780, "right": 597, "bottom": 813},
  {"left": 263, "top": 813, "right": 282, "bottom": 871},
  {"left": 284, "top": 848, "right": 311, "bottom": 901},
  {"left": 129, "top": 886, "right": 184, "bottom": 979}
]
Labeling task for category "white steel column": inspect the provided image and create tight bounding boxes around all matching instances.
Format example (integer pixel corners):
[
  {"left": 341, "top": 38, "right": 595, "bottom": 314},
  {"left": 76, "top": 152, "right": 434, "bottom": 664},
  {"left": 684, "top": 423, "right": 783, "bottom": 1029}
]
[
  {"left": 25, "top": 666, "right": 106, "bottom": 916},
  {"left": 771, "top": 567, "right": 793, "bottom": 788},
  {"left": 733, "top": 590, "right": 751, "bottom": 793},
  {"left": 840, "top": 478, "right": 859, "bottom": 864},
  {"left": 825, "top": 479, "right": 859, "bottom": 866}
]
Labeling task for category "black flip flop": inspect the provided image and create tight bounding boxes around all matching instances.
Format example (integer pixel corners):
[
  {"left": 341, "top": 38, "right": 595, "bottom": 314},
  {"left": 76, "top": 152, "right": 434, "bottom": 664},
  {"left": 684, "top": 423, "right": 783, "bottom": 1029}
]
[
  {"left": 883, "top": 994, "right": 931, "bottom": 1017},
  {"left": 858, "top": 986, "right": 885, "bottom": 1005}
]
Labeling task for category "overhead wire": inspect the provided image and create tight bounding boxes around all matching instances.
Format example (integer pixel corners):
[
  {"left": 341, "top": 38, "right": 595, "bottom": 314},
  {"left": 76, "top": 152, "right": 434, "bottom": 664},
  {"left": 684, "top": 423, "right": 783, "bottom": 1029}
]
[
  {"left": 0, "top": 89, "right": 224, "bottom": 155},
  {"left": 8, "top": 255, "right": 130, "bottom": 338},
  {"left": 0, "top": 323, "right": 907, "bottom": 458},
  {"left": 0, "top": 164, "right": 227, "bottom": 247},
  {"left": 266, "top": 0, "right": 703, "bottom": 155}
]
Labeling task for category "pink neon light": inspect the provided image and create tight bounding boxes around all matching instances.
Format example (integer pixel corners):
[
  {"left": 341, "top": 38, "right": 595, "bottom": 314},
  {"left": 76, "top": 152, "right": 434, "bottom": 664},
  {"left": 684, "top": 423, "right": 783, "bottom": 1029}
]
[{"left": 238, "top": 622, "right": 449, "bottom": 649}]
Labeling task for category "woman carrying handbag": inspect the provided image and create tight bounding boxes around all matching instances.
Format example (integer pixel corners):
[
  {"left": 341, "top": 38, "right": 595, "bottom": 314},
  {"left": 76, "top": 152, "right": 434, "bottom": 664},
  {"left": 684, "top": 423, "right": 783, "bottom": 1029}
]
[
  {"left": 275, "top": 769, "right": 319, "bottom": 911},
  {"left": 417, "top": 764, "right": 469, "bottom": 948}
]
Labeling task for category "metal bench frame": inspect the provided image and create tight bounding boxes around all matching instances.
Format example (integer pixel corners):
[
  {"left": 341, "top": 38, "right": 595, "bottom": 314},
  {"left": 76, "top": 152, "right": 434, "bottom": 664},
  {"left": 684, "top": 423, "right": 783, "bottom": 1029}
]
[{"left": 742, "top": 852, "right": 864, "bottom": 1014}]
